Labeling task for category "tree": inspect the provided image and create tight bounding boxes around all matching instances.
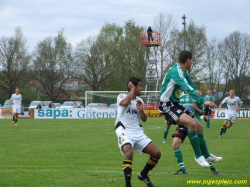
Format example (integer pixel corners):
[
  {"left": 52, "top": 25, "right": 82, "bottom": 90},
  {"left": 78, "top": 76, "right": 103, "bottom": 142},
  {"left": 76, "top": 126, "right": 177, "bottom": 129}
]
[
  {"left": 31, "top": 29, "right": 74, "bottom": 100},
  {"left": 153, "top": 13, "right": 177, "bottom": 83},
  {"left": 184, "top": 21, "right": 208, "bottom": 78},
  {"left": 218, "top": 31, "right": 250, "bottom": 98},
  {"left": 75, "top": 36, "right": 114, "bottom": 91},
  {"left": 0, "top": 27, "right": 30, "bottom": 98}
]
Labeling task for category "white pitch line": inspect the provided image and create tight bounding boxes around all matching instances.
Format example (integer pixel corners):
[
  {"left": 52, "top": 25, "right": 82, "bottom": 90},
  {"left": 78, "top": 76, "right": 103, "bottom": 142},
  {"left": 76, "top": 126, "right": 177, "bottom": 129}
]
[{"left": 0, "top": 169, "right": 249, "bottom": 176}]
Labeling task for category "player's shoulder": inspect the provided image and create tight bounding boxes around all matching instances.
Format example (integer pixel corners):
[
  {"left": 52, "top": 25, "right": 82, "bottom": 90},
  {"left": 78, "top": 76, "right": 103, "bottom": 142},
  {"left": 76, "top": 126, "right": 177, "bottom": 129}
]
[
  {"left": 118, "top": 93, "right": 127, "bottom": 99},
  {"left": 234, "top": 96, "right": 242, "bottom": 101},
  {"left": 136, "top": 96, "right": 143, "bottom": 102}
]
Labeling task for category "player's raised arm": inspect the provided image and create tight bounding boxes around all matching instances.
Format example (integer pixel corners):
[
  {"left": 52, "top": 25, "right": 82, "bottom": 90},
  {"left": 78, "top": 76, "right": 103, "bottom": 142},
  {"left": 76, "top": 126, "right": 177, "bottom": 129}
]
[
  {"left": 119, "top": 82, "right": 136, "bottom": 107},
  {"left": 137, "top": 100, "right": 147, "bottom": 122}
]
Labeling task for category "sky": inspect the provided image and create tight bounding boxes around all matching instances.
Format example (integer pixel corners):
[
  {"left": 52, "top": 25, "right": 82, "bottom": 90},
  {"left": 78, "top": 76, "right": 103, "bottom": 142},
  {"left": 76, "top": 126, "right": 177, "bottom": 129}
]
[{"left": 0, "top": 0, "right": 249, "bottom": 51}]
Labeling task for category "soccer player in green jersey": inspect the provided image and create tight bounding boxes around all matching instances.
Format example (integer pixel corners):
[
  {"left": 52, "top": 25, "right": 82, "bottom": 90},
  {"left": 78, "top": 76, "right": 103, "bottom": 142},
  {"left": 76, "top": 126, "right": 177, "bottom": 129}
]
[
  {"left": 172, "top": 90, "right": 219, "bottom": 175},
  {"left": 203, "top": 90, "right": 216, "bottom": 128},
  {"left": 159, "top": 50, "right": 222, "bottom": 167}
]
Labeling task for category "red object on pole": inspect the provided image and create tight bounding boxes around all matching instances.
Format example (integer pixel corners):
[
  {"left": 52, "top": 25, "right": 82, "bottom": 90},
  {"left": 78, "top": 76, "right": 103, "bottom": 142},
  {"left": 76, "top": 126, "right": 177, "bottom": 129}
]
[{"left": 141, "top": 32, "right": 162, "bottom": 46}]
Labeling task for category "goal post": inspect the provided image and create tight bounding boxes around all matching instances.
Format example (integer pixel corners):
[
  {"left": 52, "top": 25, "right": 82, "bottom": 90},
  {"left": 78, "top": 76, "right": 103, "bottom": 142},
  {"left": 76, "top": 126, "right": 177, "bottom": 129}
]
[{"left": 85, "top": 91, "right": 161, "bottom": 109}]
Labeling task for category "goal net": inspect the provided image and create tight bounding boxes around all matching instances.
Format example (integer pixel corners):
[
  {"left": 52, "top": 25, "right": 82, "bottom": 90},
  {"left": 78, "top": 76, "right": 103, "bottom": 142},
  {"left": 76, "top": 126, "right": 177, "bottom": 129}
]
[{"left": 85, "top": 91, "right": 161, "bottom": 109}]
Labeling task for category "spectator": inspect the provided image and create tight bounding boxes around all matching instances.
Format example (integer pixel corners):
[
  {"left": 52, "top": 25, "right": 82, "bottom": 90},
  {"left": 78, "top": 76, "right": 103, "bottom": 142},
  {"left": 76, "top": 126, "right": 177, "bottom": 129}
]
[
  {"left": 147, "top": 26, "right": 154, "bottom": 41},
  {"left": 36, "top": 104, "right": 42, "bottom": 109},
  {"left": 245, "top": 106, "right": 249, "bottom": 110},
  {"left": 49, "top": 102, "right": 54, "bottom": 108}
]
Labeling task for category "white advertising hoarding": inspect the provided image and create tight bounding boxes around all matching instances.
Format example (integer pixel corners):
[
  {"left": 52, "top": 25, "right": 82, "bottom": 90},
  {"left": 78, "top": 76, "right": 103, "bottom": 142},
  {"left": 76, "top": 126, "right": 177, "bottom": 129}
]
[
  {"left": 34, "top": 108, "right": 250, "bottom": 119},
  {"left": 34, "top": 108, "right": 118, "bottom": 119}
]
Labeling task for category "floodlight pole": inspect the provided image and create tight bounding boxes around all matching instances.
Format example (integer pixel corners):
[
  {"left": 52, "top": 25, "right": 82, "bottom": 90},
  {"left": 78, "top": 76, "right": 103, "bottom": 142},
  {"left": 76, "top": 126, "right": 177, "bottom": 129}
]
[{"left": 182, "top": 14, "right": 186, "bottom": 50}]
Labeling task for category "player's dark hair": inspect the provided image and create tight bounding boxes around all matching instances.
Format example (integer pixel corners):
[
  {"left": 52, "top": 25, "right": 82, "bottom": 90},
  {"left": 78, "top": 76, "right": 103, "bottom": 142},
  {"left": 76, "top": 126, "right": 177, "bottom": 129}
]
[
  {"left": 16, "top": 86, "right": 20, "bottom": 89},
  {"left": 127, "top": 77, "right": 141, "bottom": 91},
  {"left": 179, "top": 50, "right": 193, "bottom": 64}
]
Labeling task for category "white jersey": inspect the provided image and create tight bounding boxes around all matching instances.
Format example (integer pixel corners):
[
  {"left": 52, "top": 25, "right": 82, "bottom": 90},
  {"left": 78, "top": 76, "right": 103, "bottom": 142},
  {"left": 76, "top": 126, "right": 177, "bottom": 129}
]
[
  {"left": 221, "top": 96, "right": 243, "bottom": 115},
  {"left": 115, "top": 93, "right": 144, "bottom": 131},
  {"left": 11, "top": 93, "right": 22, "bottom": 107}
]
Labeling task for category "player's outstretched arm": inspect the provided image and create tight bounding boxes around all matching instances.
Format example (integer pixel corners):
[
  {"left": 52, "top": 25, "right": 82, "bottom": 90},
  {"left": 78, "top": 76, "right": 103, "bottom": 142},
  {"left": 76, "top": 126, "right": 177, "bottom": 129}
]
[
  {"left": 204, "top": 101, "right": 217, "bottom": 108},
  {"left": 9, "top": 100, "right": 12, "bottom": 108},
  {"left": 192, "top": 103, "right": 203, "bottom": 115},
  {"left": 217, "top": 103, "right": 223, "bottom": 113},
  {"left": 237, "top": 102, "right": 243, "bottom": 112}
]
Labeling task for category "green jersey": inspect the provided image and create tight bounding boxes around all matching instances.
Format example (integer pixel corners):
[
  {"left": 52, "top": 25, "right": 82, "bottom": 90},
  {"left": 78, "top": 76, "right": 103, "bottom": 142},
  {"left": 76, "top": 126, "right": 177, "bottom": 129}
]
[
  {"left": 204, "top": 95, "right": 215, "bottom": 102},
  {"left": 180, "top": 93, "right": 203, "bottom": 123},
  {"left": 160, "top": 63, "right": 204, "bottom": 103}
]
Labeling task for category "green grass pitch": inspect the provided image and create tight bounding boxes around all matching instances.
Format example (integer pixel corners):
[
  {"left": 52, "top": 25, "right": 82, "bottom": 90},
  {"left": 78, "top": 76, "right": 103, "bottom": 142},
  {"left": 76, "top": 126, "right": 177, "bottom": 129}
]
[{"left": 0, "top": 118, "right": 249, "bottom": 187}]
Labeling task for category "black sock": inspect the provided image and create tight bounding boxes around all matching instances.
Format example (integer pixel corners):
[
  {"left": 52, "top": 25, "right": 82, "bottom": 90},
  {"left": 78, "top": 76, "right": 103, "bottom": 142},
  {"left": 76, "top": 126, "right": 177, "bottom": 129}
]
[
  {"left": 15, "top": 116, "right": 18, "bottom": 123},
  {"left": 140, "top": 157, "right": 159, "bottom": 177},
  {"left": 123, "top": 159, "right": 132, "bottom": 187},
  {"left": 220, "top": 125, "right": 226, "bottom": 135}
]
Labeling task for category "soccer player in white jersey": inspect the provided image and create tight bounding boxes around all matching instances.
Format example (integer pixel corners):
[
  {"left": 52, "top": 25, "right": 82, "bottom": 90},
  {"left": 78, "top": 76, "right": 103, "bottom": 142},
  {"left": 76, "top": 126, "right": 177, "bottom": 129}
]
[
  {"left": 218, "top": 90, "right": 243, "bottom": 138},
  {"left": 10, "top": 87, "right": 22, "bottom": 125},
  {"left": 115, "top": 77, "right": 161, "bottom": 187}
]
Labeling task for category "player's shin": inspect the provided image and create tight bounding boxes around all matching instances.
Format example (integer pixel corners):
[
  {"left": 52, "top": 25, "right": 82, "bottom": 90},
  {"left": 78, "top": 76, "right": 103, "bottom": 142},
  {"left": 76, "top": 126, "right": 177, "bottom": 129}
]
[
  {"left": 140, "top": 156, "right": 159, "bottom": 177},
  {"left": 123, "top": 159, "right": 132, "bottom": 187},
  {"left": 188, "top": 130, "right": 202, "bottom": 158},
  {"left": 164, "top": 128, "right": 169, "bottom": 139},
  {"left": 220, "top": 125, "right": 226, "bottom": 135},
  {"left": 174, "top": 148, "right": 187, "bottom": 172},
  {"left": 15, "top": 116, "right": 18, "bottom": 123},
  {"left": 198, "top": 133, "right": 210, "bottom": 158},
  {"left": 206, "top": 119, "right": 210, "bottom": 127}
]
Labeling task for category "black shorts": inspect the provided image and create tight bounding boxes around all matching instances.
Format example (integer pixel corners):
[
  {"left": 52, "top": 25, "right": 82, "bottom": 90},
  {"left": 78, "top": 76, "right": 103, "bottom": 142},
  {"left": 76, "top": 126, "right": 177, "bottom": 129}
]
[
  {"left": 204, "top": 106, "right": 212, "bottom": 116},
  {"left": 158, "top": 101, "right": 194, "bottom": 124},
  {"left": 172, "top": 125, "right": 188, "bottom": 142}
]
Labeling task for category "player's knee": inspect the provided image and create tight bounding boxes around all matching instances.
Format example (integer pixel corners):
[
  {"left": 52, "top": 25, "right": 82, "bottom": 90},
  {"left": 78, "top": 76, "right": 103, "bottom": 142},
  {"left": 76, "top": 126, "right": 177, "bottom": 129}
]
[
  {"left": 153, "top": 149, "right": 161, "bottom": 159},
  {"left": 185, "top": 118, "right": 196, "bottom": 130},
  {"left": 172, "top": 142, "right": 180, "bottom": 149},
  {"left": 124, "top": 151, "right": 133, "bottom": 160}
]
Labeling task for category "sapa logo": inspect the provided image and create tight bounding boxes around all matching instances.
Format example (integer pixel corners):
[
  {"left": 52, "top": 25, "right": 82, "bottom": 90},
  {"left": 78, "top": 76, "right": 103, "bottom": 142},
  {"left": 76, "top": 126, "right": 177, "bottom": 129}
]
[{"left": 38, "top": 109, "right": 70, "bottom": 119}]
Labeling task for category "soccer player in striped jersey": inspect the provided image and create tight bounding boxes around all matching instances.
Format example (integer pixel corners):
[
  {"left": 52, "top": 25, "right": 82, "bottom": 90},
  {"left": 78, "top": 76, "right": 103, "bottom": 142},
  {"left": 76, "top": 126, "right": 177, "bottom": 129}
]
[
  {"left": 218, "top": 90, "right": 243, "bottom": 138},
  {"left": 10, "top": 87, "right": 22, "bottom": 125},
  {"left": 159, "top": 50, "right": 222, "bottom": 168},
  {"left": 203, "top": 90, "right": 216, "bottom": 128}
]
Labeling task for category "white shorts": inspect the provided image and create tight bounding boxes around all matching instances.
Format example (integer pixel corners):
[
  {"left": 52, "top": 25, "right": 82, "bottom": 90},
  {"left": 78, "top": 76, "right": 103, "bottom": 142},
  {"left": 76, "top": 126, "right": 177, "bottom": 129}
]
[
  {"left": 12, "top": 106, "right": 21, "bottom": 114},
  {"left": 115, "top": 126, "right": 152, "bottom": 155},
  {"left": 225, "top": 113, "right": 237, "bottom": 123}
]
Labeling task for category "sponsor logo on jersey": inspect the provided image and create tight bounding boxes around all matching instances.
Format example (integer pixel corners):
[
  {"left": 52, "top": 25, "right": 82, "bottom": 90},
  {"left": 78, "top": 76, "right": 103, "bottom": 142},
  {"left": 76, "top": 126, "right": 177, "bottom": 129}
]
[
  {"left": 175, "top": 88, "right": 184, "bottom": 98},
  {"left": 126, "top": 108, "right": 139, "bottom": 114}
]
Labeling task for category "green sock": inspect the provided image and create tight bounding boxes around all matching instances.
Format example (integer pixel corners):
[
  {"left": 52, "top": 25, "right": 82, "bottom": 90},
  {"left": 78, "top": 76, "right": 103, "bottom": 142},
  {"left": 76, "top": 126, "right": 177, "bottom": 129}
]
[
  {"left": 198, "top": 133, "right": 210, "bottom": 158},
  {"left": 188, "top": 130, "right": 202, "bottom": 159},
  {"left": 204, "top": 118, "right": 207, "bottom": 123},
  {"left": 209, "top": 162, "right": 215, "bottom": 169},
  {"left": 174, "top": 148, "right": 187, "bottom": 172},
  {"left": 206, "top": 119, "right": 210, "bottom": 126},
  {"left": 164, "top": 128, "right": 169, "bottom": 139}
]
